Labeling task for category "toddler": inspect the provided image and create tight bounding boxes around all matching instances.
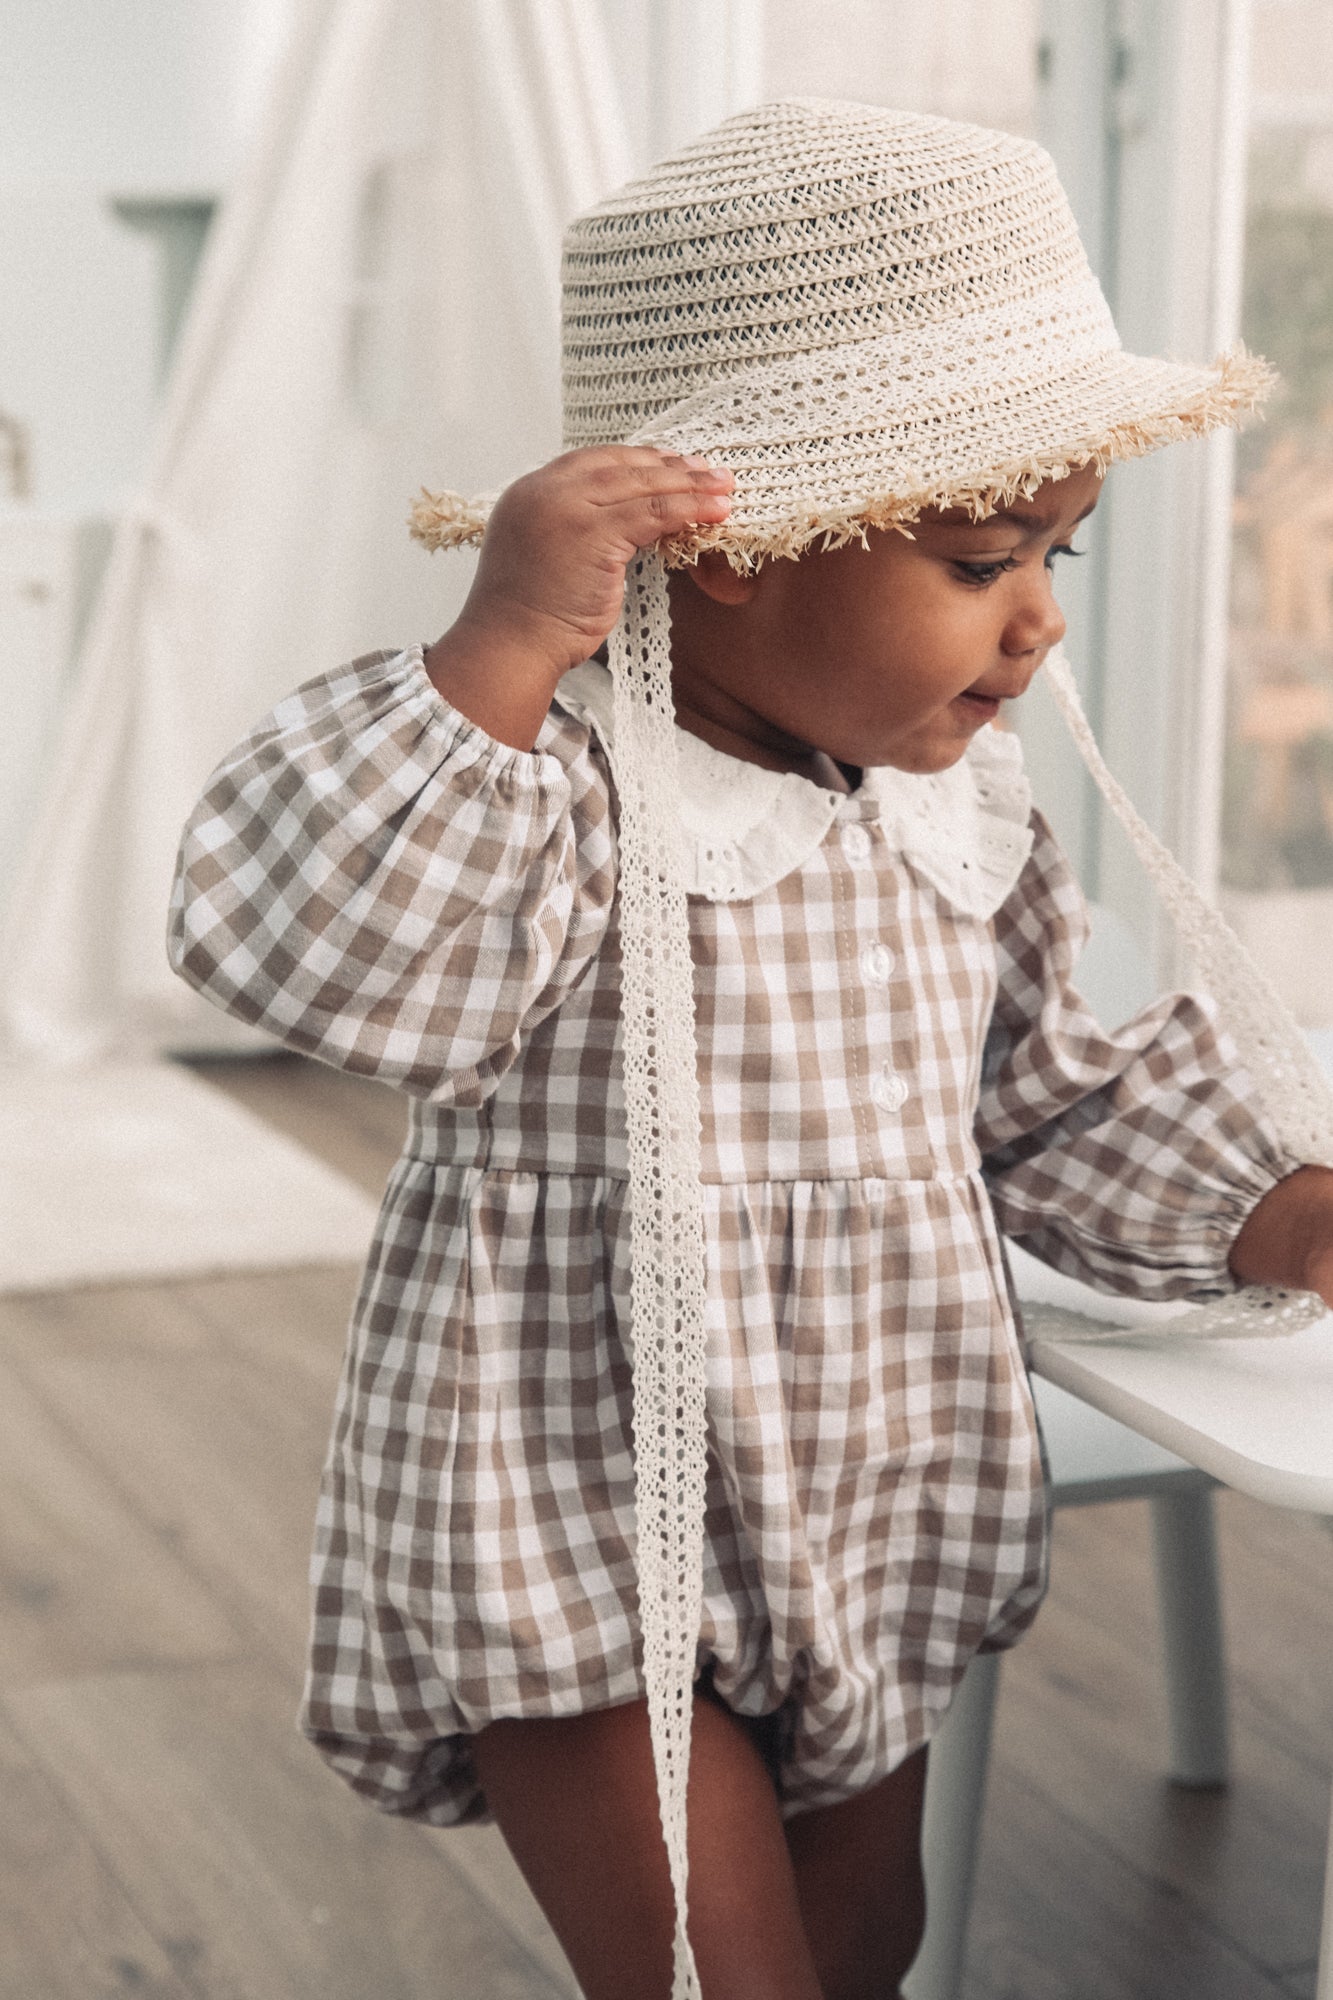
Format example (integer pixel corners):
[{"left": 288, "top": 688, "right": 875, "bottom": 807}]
[{"left": 170, "top": 102, "right": 1333, "bottom": 2000}]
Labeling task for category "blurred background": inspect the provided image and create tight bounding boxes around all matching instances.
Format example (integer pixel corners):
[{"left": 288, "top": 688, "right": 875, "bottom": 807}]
[{"left": 1225, "top": 3, "right": 1333, "bottom": 1030}]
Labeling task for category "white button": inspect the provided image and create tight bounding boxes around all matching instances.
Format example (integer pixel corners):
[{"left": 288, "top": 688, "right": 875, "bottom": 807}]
[
  {"left": 860, "top": 941, "right": 895, "bottom": 986},
  {"left": 841, "top": 822, "right": 872, "bottom": 862},
  {"left": 870, "top": 1064, "right": 909, "bottom": 1113}
]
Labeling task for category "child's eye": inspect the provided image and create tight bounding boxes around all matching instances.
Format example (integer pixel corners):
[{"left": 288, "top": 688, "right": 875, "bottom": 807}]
[
  {"left": 953, "top": 543, "right": 1086, "bottom": 588},
  {"left": 1044, "top": 542, "right": 1086, "bottom": 571},
  {"left": 952, "top": 556, "right": 1019, "bottom": 587}
]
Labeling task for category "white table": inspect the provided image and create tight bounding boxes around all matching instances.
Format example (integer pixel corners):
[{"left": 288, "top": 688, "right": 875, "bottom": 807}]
[
  {"left": 1029, "top": 1317, "right": 1333, "bottom": 1516},
  {"left": 1023, "top": 1286, "right": 1333, "bottom": 1997}
]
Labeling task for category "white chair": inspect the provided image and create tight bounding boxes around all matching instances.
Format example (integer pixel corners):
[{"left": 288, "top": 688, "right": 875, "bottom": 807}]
[
  {"left": 904, "top": 1348, "right": 1229, "bottom": 2000},
  {"left": 908, "top": 1251, "right": 1333, "bottom": 2000},
  {"left": 1027, "top": 1306, "right": 1333, "bottom": 2000}
]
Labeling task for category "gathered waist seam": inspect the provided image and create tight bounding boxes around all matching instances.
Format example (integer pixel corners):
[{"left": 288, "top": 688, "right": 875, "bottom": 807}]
[{"left": 396, "top": 1158, "right": 985, "bottom": 1191}]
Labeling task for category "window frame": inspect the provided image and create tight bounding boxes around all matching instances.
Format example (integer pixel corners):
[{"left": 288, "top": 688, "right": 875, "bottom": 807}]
[{"left": 1025, "top": 0, "right": 1253, "bottom": 989}]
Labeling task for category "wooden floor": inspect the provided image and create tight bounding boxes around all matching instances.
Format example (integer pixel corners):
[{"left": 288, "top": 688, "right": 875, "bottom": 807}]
[{"left": 3, "top": 1052, "right": 1328, "bottom": 1999}]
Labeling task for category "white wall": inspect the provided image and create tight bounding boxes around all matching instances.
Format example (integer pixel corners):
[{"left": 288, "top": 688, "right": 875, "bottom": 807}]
[
  {"left": 0, "top": 191, "right": 158, "bottom": 512},
  {"left": 761, "top": 0, "right": 1039, "bottom": 133},
  {"left": 0, "top": 0, "right": 294, "bottom": 511}
]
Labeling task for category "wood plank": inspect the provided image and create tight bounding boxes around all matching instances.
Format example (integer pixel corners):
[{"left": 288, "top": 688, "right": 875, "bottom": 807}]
[
  {"left": 964, "top": 1758, "right": 1296, "bottom": 2000},
  {"left": 1210, "top": 1496, "right": 1333, "bottom": 1753},
  {"left": 0, "top": 1272, "right": 225, "bottom": 1362},
  {"left": 7, "top": 1658, "right": 572, "bottom": 2000},
  {"left": 969, "top": 1494, "right": 1330, "bottom": 1991},
  {"left": 0, "top": 1260, "right": 359, "bottom": 1398},
  {"left": 0, "top": 1364, "right": 237, "bottom": 1687},
  {"left": 14, "top": 1339, "right": 336, "bottom": 1668},
  {"left": 0, "top": 1697, "right": 194, "bottom": 2000},
  {"left": 441, "top": 1826, "right": 582, "bottom": 1998},
  {"left": 986, "top": 1665, "right": 1326, "bottom": 1976},
  {"left": 184, "top": 1262, "right": 362, "bottom": 1394}
]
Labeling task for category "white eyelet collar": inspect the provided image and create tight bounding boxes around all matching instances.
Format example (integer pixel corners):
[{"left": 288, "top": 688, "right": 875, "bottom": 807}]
[
  {"left": 555, "top": 660, "right": 1034, "bottom": 917},
  {"left": 863, "top": 726, "right": 1035, "bottom": 917}
]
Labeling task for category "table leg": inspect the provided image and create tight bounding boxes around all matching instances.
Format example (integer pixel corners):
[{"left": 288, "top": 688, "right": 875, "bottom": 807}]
[
  {"left": 906, "top": 1650, "right": 1001, "bottom": 2000},
  {"left": 1150, "top": 1486, "right": 1230, "bottom": 1786},
  {"left": 1318, "top": 1779, "right": 1333, "bottom": 2000}
]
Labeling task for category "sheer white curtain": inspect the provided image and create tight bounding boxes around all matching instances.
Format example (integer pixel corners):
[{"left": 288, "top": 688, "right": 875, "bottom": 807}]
[{"left": 1, "top": 0, "right": 752, "bottom": 1062}]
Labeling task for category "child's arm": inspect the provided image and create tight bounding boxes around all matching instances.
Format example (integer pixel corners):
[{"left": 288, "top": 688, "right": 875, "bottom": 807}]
[
  {"left": 1227, "top": 1164, "right": 1333, "bottom": 1307},
  {"left": 168, "top": 448, "right": 731, "bottom": 1095},
  {"left": 975, "top": 809, "right": 1323, "bottom": 1304}
]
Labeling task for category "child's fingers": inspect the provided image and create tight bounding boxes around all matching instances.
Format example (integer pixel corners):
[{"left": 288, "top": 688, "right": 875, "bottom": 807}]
[
  {"left": 617, "top": 482, "right": 733, "bottom": 548},
  {"left": 552, "top": 443, "right": 734, "bottom": 504},
  {"left": 565, "top": 447, "right": 734, "bottom": 544},
  {"left": 485, "top": 447, "right": 732, "bottom": 611}
]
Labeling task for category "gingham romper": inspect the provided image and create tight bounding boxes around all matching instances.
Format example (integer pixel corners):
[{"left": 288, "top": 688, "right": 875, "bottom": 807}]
[{"left": 169, "top": 644, "right": 1295, "bottom": 1823}]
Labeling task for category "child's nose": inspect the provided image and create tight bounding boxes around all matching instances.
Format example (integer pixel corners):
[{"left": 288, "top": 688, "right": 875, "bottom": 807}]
[{"left": 1002, "top": 578, "right": 1067, "bottom": 658}]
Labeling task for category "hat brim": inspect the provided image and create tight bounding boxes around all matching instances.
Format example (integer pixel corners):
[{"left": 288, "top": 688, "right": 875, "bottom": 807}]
[
  {"left": 408, "top": 342, "right": 1272, "bottom": 568},
  {"left": 632, "top": 341, "right": 1274, "bottom": 569}
]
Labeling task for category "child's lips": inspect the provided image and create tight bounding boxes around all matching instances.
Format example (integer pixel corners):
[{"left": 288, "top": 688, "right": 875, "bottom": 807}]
[{"left": 955, "top": 675, "right": 1029, "bottom": 720}]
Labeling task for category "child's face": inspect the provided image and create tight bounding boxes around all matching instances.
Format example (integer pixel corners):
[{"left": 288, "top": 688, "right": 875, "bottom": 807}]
[{"left": 667, "top": 462, "right": 1102, "bottom": 776}]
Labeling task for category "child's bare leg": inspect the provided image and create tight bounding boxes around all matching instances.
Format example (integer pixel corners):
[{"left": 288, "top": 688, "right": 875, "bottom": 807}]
[
  {"left": 784, "top": 1747, "right": 929, "bottom": 2000},
  {"left": 472, "top": 1692, "right": 825, "bottom": 1999}
]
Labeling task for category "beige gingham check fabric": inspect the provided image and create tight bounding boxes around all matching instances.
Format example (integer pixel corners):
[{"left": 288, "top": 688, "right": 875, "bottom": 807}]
[{"left": 169, "top": 646, "right": 1295, "bottom": 1822}]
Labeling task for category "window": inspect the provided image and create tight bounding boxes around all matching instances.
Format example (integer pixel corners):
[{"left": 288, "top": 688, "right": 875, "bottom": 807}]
[{"left": 1220, "top": 0, "right": 1333, "bottom": 1044}]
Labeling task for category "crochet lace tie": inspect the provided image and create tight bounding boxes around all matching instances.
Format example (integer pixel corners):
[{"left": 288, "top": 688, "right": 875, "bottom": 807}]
[{"left": 606, "top": 551, "right": 709, "bottom": 2000}]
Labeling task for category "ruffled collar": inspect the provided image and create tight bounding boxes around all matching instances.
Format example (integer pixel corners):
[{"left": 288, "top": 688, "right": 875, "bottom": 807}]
[{"left": 555, "top": 659, "right": 1034, "bottom": 918}]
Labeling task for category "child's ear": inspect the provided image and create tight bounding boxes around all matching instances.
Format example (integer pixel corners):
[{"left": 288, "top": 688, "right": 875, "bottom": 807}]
[{"left": 680, "top": 551, "right": 761, "bottom": 607}]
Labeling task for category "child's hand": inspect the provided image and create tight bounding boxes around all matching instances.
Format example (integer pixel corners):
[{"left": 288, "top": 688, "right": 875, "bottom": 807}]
[
  {"left": 424, "top": 447, "right": 733, "bottom": 750},
  {"left": 464, "top": 446, "right": 733, "bottom": 670},
  {"left": 1228, "top": 1164, "right": 1333, "bottom": 1308}
]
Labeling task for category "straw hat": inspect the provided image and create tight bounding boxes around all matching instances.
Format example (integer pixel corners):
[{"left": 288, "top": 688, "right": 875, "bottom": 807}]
[
  {"left": 411, "top": 97, "right": 1271, "bottom": 565},
  {"left": 409, "top": 103, "right": 1300, "bottom": 2000}
]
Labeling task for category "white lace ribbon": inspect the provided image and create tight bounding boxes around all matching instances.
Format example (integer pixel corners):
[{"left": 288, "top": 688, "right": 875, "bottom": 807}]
[
  {"left": 1018, "top": 1292, "right": 1324, "bottom": 1344},
  {"left": 606, "top": 551, "right": 708, "bottom": 2000},
  {"left": 1045, "top": 646, "right": 1333, "bottom": 1340}
]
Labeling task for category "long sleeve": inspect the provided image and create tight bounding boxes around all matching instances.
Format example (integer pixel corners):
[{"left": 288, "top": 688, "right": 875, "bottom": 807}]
[
  {"left": 975, "top": 810, "right": 1300, "bottom": 1300},
  {"left": 168, "top": 645, "right": 615, "bottom": 1099}
]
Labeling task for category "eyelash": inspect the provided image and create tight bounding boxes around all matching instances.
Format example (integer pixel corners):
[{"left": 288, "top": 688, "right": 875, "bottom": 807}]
[{"left": 953, "top": 545, "right": 1086, "bottom": 588}]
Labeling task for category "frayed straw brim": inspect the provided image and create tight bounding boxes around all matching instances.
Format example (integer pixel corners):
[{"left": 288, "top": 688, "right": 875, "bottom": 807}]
[{"left": 409, "top": 342, "right": 1273, "bottom": 571}]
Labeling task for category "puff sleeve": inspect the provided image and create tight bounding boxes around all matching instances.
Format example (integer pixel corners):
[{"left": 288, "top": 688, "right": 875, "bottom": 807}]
[
  {"left": 167, "top": 645, "right": 615, "bottom": 1100},
  {"left": 975, "top": 810, "right": 1300, "bottom": 1300}
]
